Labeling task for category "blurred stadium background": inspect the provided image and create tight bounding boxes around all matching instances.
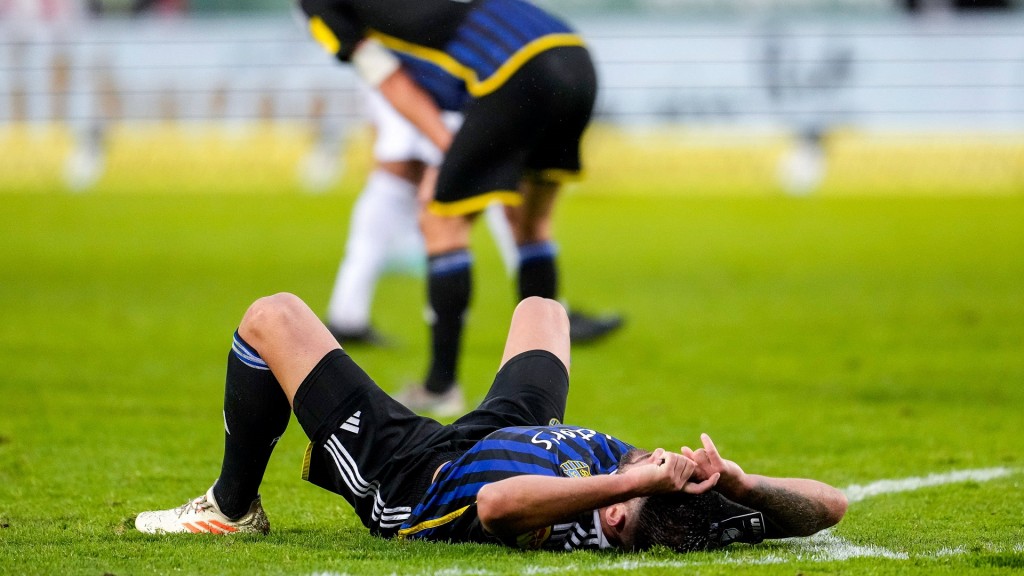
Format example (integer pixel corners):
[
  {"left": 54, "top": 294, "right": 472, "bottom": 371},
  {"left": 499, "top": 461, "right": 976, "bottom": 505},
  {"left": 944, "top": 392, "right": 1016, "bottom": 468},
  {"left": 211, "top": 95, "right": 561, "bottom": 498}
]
[
  {"left": 3, "top": 0, "right": 1022, "bottom": 197},
  {"left": 3, "top": 4, "right": 1023, "bottom": 573}
]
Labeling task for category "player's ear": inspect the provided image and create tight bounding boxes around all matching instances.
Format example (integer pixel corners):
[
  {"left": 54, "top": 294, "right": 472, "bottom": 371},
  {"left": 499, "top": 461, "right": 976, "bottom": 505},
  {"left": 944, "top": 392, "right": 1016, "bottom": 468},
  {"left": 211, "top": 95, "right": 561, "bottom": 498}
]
[
  {"left": 601, "top": 502, "right": 630, "bottom": 545},
  {"left": 603, "top": 499, "right": 644, "bottom": 549},
  {"left": 605, "top": 503, "right": 628, "bottom": 529}
]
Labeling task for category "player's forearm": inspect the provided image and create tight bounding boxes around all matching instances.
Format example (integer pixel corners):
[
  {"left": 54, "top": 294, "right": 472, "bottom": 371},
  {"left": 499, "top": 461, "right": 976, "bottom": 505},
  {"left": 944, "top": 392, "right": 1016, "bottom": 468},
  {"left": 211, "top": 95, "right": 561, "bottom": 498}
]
[
  {"left": 723, "top": 474, "right": 847, "bottom": 537},
  {"left": 476, "top": 474, "right": 638, "bottom": 538},
  {"left": 378, "top": 69, "right": 452, "bottom": 152}
]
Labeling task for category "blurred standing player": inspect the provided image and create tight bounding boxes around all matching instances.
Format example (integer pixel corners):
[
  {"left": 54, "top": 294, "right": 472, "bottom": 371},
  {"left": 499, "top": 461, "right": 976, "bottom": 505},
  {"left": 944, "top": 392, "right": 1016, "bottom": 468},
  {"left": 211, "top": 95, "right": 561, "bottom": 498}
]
[
  {"left": 321, "top": 88, "right": 615, "bottom": 351},
  {"left": 323, "top": 86, "right": 521, "bottom": 346},
  {"left": 762, "top": 25, "right": 852, "bottom": 197},
  {"left": 1, "top": 0, "right": 82, "bottom": 124},
  {"left": 0, "top": 0, "right": 109, "bottom": 189},
  {"left": 299, "top": 0, "right": 622, "bottom": 415}
]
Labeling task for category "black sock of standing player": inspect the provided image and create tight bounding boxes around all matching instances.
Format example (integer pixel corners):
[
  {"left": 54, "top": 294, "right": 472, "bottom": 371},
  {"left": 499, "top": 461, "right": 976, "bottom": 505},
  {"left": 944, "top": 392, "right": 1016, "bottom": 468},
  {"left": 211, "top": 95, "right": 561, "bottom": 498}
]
[
  {"left": 212, "top": 331, "right": 291, "bottom": 520},
  {"left": 425, "top": 250, "right": 472, "bottom": 394},
  {"left": 517, "top": 241, "right": 559, "bottom": 300}
]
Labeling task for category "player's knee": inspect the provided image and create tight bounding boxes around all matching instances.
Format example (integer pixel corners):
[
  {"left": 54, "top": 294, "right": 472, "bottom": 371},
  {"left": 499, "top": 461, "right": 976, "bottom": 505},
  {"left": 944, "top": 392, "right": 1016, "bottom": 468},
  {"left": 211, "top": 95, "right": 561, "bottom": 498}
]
[
  {"left": 240, "top": 292, "right": 305, "bottom": 343},
  {"left": 515, "top": 297, "right": 567, "bottom": 328}
]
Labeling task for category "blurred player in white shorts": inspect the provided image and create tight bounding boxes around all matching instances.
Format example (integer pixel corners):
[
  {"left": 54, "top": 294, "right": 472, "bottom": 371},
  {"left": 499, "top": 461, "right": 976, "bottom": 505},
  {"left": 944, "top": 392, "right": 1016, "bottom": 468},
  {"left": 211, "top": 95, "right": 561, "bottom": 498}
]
[
  {"left": 0, "top": 0, "right": 110, "bottom": 190},
  {"left": 323, "top": 87, "right": 519, "bottom": 345}
]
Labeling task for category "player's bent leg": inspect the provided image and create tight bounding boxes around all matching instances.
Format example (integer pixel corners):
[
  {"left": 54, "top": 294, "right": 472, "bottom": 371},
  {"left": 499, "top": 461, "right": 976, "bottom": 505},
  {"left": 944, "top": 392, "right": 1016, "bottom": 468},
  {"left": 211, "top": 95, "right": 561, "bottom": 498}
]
[
  {"left": 135, "top": 486, "right": 270, "bottom": 535},
  {"left": 239, "top": 292, "right": 342, "bottom": 405},
  {"left": 136, "top": 295, "right": 327, "bottom": 536},
  {"left": 453, "top": 299, "right": 571, "bottom": 429},
  {"left": 499, "top": 297, "right": 570, "bottom": 371}
]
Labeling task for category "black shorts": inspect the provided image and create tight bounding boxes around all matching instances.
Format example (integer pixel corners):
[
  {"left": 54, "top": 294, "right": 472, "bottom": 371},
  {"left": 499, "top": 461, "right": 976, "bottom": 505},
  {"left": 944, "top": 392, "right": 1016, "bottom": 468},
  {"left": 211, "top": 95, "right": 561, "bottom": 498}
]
[
  {"left": 429, "top": 45, "right": 597, "bottom": 217},
  {"left": 293, "top": 348, "right": 569, "bottom": 536}
]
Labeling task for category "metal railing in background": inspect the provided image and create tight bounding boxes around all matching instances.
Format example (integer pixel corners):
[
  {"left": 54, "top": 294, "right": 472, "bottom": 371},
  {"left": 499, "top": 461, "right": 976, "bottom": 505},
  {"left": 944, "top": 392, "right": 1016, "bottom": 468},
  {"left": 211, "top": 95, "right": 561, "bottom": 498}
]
[
  {"left": 1, "top": 3, "right": 1022, "bottom": 194},
  {"left": 4, "top": 13, "right": 1023, "bottom": 127}
]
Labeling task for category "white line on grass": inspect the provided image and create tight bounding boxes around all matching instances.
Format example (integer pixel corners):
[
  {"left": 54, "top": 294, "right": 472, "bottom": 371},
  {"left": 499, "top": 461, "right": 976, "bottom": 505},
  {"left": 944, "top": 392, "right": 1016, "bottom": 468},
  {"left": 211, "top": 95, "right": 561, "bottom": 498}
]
[
  {"left": 935, "top": 546, "right": 968, "bottom": 557},
  {"left": 509, "top": 531, "right": 909, "bottom": 574},
  {"left": 842, "top": 466, "right": 1016, "bottom": 504},
  {"left": 787, "top": 531, "right": 908, "bottom": 560}
]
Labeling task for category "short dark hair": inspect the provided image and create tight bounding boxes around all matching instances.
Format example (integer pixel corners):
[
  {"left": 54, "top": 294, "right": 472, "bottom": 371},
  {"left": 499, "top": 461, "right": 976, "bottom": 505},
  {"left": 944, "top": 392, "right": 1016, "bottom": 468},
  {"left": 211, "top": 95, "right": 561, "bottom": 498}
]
[
  {"left": 615, "top": 450, "right": 722, "bottom": 553},
  {"left": 616, "top": 449, "right": 764, "bottom": 553},
  {"left": 629, "top": 491, "right": 721, "bottom": 553},
  {"left": 631, "top": 489, "right": 768, "bottom": 553}
]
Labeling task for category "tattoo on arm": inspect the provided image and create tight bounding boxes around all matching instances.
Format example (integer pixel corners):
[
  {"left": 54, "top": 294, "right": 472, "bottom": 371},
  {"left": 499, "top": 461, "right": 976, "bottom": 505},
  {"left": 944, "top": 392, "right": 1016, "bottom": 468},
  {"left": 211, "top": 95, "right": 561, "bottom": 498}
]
[{"left": 744, "top": 479, "right": 832, "bottom": 538}]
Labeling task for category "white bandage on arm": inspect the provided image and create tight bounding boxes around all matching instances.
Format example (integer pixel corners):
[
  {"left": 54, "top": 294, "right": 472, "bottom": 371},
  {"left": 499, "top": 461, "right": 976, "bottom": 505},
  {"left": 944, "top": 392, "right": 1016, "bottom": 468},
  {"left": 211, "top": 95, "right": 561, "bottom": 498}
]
[{"left": 352, "top": 38, "right": 401, "bottom": 87}]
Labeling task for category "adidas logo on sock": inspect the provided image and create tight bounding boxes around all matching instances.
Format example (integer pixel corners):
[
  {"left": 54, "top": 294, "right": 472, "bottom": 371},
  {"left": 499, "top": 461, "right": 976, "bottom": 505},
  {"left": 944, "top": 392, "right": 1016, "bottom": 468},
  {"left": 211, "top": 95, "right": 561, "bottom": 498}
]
[{"left": 340, "top": 411, "right": 361, "bottom": 434}]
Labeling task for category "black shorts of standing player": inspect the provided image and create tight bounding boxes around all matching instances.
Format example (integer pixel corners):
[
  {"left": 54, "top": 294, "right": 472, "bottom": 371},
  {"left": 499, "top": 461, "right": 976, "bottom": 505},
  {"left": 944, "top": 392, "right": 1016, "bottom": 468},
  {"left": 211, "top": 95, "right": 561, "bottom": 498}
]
[
  {"left": 428, "top": 45, "right": 597, "bottom": 217},
  {"left": 294, "top": 348, "right": 569, "bottom": 537}
]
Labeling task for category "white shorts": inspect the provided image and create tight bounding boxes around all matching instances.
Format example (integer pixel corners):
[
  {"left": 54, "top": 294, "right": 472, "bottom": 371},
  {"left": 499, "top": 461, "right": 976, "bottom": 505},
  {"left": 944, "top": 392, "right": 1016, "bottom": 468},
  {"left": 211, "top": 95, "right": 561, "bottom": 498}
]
[{"left": 365, "top": 88, "right": 463, "bottom": 166}]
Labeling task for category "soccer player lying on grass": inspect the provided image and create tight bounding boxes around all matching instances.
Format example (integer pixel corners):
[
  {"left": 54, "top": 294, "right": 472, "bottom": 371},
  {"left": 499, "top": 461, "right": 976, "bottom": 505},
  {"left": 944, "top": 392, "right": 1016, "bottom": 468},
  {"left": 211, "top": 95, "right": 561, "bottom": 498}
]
[{"left": 135, "top": 295, "right": 847, "bottom": 552}]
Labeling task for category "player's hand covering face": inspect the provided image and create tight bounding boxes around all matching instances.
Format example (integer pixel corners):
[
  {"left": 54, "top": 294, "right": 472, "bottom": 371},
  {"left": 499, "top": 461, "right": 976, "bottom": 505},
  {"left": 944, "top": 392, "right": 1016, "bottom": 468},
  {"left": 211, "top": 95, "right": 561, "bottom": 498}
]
[
  {"left": 619, "top": 447, "right": 720, "bottom": 496},
  {"left": 681, "top": 433, "right": 747, "bottom": 495}
]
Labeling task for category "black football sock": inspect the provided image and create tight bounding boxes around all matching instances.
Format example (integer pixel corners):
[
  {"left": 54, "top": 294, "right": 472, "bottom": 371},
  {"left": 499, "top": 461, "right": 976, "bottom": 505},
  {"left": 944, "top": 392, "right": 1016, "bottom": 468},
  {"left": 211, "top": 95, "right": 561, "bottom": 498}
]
[
  {"left": 517, "top": 241, "right": 559, "bottom": 300},
  {"left": 424, "top": 250, "right": 472, "bottom": 394},
  {"left": 212, "top": 331, "right": 291, "bottom": 520}
]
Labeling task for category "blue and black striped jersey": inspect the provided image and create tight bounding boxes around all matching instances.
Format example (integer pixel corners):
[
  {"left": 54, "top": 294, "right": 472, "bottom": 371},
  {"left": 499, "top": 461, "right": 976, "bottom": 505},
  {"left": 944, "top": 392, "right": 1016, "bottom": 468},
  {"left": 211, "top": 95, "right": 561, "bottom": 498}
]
[
  {"left": 397, "top": 425, "right": 634, "bottom": 551},
  {"left": 300, "top": 0, "right": 584, "bottom": 109}
]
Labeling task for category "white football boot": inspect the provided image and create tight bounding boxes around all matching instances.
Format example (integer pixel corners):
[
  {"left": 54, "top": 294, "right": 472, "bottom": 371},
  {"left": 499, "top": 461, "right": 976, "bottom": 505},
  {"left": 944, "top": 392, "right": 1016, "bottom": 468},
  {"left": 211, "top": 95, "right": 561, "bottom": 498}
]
[
  {"left": 135, "top": 486, "right": 269, "bottom": 535},
  {"left": 393, "top": 383, "right": 465, "bottom": 418}
]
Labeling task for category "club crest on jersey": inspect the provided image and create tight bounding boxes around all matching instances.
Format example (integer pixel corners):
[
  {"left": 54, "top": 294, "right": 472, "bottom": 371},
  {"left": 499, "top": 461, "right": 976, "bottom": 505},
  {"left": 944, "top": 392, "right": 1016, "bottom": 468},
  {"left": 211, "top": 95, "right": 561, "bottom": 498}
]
[{"left": 559, "top": 460, "right": 591, "bottom": 478}]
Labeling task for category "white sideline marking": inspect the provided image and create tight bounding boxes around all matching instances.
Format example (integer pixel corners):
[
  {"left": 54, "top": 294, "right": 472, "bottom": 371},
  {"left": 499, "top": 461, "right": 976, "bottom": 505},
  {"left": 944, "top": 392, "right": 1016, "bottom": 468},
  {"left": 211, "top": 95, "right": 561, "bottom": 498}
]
[
  {"left": 787, "top": 531, "right": 907, "bottom": 560},
  {"left": 935, "top": 546, "right": 967, "bottom": 557},
  {"left": 842, "top": 466, "right": 1016, "bottom": 504},
  {"left": 505, "top": 532, "right": 909, "bottom": 574}
]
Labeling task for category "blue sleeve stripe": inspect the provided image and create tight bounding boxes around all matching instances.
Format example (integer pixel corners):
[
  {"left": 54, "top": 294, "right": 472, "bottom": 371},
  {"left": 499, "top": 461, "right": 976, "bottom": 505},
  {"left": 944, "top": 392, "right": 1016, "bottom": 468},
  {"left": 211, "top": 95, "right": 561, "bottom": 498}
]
[
  {"left": 447, "top": 0, "right": 575, "bottom": 82},
  {"left": 397, "top": 54, "right": 468, "bottom": 111},
  {"left": 486, "top": 0, "right": 571, "bottom": 37},
  {"left": 453, "top": 40, "right": 501, "bottom": 77},
  {"left": 476, "top": 7, "right": 530, "bottom": 47},
  {"left": 447, "top": 40, "right": 499, "bottom": 79},
  {"left": 467, "top": 13, "right": 523, "bottom": 63},
  {"left": 459, "top": 19, "right": 514, "bottom": 68}
]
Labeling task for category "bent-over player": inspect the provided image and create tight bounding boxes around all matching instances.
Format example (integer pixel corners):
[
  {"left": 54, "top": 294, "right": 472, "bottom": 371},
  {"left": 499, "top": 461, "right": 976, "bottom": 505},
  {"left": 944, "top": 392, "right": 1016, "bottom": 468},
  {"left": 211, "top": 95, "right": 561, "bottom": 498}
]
[{"left": 298, "top": 0, "right": 623, "bottom": 412}]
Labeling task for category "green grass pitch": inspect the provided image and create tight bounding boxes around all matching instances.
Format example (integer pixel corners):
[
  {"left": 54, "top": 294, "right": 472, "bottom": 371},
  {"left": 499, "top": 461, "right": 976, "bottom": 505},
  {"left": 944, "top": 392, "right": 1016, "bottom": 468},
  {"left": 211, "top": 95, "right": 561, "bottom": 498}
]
[{"left": 1, "top": 189, "right": 1022, "bottom": 575}]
